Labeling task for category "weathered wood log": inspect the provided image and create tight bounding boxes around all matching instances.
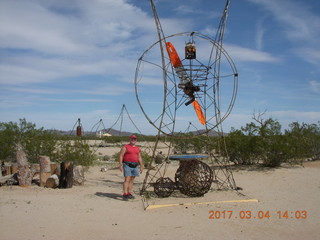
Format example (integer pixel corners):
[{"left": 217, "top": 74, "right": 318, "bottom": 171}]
[
  {"left": 11, "top": 164, "right": 18, "bottom": 174},
  {"left": 16, "top": 150, "right": 32, "bottom": 186},
  {"left": 39, "top": 156, "right": 51, "bottom": 172},
  {"left": 0, "top": 174, "right": 14, "bottom": 184},
  {"left": 16, "top": 149, "right": 28, "bottom": 165},
  {"left": 59, "top": 162, "right": 73, "bottom": 188},
  {"left": 31, "top": 163, "right": 40, "bottom": 174},
  {"left": 45, "top": 174, "right": 59, "bottom": 188},
  {"left": 50, "top": 163, "right": 58, "bottom": 175},
  {"left": 39, "top": 156, "right": 51, "bottom": 187},
  {"left": 3, "top": 165, "right": 11, "bottom": 175},
  {"left": 73, "top": 165, "right": 85, "bottom": 186}
]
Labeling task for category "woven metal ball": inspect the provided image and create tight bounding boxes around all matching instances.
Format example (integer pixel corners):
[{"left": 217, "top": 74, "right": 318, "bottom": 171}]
[
  {"left": 153, "top": 177, "right": 175, "bottom": 198},
  {"left": 175, "top": 159, "right": 213, "bottom": 197}
]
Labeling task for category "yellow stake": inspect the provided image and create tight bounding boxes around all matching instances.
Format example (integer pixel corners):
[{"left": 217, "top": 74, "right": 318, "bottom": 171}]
[{"left": 146, "top": 198, "right": 259, "bottom": 210}]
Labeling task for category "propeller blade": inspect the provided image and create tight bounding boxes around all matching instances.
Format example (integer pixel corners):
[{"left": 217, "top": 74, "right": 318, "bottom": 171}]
[
  {"left": 166, "top": 42, "right": 182, "bottom": 68},
  {"left": 166, "top": 42, "right": 205, "bottom": 125},
  {"left": 192, "top": 100, "right": 206, "bottom": 125}
]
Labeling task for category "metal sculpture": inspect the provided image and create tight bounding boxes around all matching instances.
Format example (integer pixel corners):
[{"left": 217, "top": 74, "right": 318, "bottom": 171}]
[
  {"left": 136, "top": 0, "right": 239, "bottom": 198},
  {"left": 69, "top": 118, "right": 83, "bottom": 136},
  {"left": 153, "top": 177, "right": 175, "bottom": 198},
  {"left": 175, "top": 159, "right": 213, "bottom": 197}
]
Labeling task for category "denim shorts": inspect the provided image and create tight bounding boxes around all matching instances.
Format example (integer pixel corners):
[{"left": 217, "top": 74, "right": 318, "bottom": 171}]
[{"left": 123, "top": 163, "right": 140, "bottom": 177}]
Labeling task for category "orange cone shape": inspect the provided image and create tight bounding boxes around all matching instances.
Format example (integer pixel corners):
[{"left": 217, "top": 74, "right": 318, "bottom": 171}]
[{"left": 192, "top": 100, "right": 206, "bottom": 125}]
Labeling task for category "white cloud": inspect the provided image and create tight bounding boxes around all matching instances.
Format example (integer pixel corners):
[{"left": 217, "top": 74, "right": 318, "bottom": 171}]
[
  {"left": 0, "top": 1, "right": 86, "bottom": 54},
  {"left": 225, "top": 44, "right": 279, "bottom": 62},
  {"left": 0, "top": 0, "right": 191, "bottom": 88},
  {"left": 246, "top": 0, "right": 320, "bottom": 67},
  {"left": 254, "top": 17, "right": 267, "bottom": 51},
  {"left": 309, "top": 80, "right": 320, "bottom": 94},
  {"left": 44, "top": 98, "right": 110, "bottom": 103},
  {"left": 294, "top": 48, "right": 320, "bottom": 67}
]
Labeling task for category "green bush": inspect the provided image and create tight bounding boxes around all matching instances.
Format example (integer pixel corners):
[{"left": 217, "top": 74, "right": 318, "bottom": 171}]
[
  {"left": 0, "top": 119, "right": 97, "bottom": 166},
  {"left": 0, "top": 119, "right": 58, "bottom": 163},
  {"left": 55, "top": 139, "right": 96, "bottom": 166},
  {"left": 225, "top": 114, "right": 320, "bottom": 167},
  {"left": 0, "top": 121, "right": 19, "bottom": 161},
  {"left": 141, "top": 151, "right": 152, "bottom": 168},
  {"left": 284, "top": 121, "right": 320, "bottom": 163},
  {"left": 171, "top": 133, "right": 193, "bottom": 154},
  {"left": 224, "top": 129, "right": 259, "bottom": 165}
]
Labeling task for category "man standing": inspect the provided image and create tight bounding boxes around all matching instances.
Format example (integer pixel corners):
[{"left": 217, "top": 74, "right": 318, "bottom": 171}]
[{"left": 119, "top": 135, "right": 143, "bottom": 200}]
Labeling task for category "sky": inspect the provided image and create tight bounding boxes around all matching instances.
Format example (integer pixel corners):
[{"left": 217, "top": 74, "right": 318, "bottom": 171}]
[{"left": 0, "top": 0, "right": 319, "bottom": 135}]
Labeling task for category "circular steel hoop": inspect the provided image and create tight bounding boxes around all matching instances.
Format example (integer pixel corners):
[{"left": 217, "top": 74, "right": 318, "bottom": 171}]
[{"left": 135, "top": 31, "right": 238, "bottom": 137}]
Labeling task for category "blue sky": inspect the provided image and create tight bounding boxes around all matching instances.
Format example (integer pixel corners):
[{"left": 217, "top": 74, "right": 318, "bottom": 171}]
[{"left": 0, "top": 0, "right": 319, "bottom": 135}]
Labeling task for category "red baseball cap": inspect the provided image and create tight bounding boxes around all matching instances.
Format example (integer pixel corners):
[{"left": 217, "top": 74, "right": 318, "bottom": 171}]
[{"left": 129, "top": 135, "right": 137, "bottom": 139}]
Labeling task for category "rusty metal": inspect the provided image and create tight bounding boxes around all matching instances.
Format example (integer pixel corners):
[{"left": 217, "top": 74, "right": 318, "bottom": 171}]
[
  {"left": 175, "top": 159, "right": 213, "bottom": 197},
  {"left": 153, "top": 177, "right": 175, "bottom": 198},
  {"left": 138, "top": 0, "right": 239, "bottom": 197}
]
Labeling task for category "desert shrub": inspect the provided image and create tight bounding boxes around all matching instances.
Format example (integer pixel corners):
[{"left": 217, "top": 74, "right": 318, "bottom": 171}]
[
  {"left": 55, "top": 139, "right": 96, "bottom": 166},
  {"left": 102, "top": 155, "right": 111, "bottom": 161},
  {"left": 0, "top": 119, "right": 58, "bottom": 163},
  {"left": 0, "top": 121, "right": 19, "bottom": 160},
  {"left": 189, "top": 136, "right": 206, "bottom": 153},
  {"left": 224, "top": 129, "right": 259, "bottom": 165},
  {"left": 112, "top": 151, "right": 120, "bottom": 162},
  {"left": 171, "top": 133, "right": 193, "bottom": 154},
  {"left": 104, "top": 136, "right": 124, "bottom": 144},
  {"left": 284, "top": 121, "right": 320, "bottom": 162},
  {"left": 260, "top": 135, "right": 290, "bottom": 167},
  {"left": 225, "top": 114, "right": 285, "bottom": 167},
  {"left": 225, "top": 112, "right": 320, "bottom": 167},
  {"left": 141, "top": 151, "right": 152, "bottom": 168}
]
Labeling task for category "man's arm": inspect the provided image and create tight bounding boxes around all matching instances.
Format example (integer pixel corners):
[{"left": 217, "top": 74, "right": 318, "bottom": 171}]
[{"left": 119, "top": 146, "right": 126, "bottom": 172}]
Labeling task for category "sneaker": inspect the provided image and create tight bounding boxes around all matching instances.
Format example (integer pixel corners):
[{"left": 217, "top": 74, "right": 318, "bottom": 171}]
[
  {"left": 122, "top": 194, "right": 129, "bottom": 201},
  {"left": 127, "top": 193, "right": 135, "bottom": 199}
]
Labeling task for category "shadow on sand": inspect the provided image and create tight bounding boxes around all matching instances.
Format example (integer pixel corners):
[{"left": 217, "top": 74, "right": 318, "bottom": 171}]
[{"left": 95, "top": 192, "right": 124, "bottom": 200}]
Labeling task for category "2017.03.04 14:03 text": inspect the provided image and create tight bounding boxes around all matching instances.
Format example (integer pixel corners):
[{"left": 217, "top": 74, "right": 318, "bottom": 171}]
[{"left": 208, "top": 210, "right": 308, "bottom": 220}]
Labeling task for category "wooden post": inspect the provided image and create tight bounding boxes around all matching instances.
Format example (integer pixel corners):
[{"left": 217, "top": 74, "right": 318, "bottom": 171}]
[
  {"left": 3, "top": 165, "right": 11, "bottom": 175},
  {"left": 73, "top": 165, "right": 85, "bottom": 186},
  {"left": 50, "top": 162, "right": 57, "bottom": 175},
  {"left": 59, "top": 162, "right": 73, "bottom": 188},
  {"left": 16, "top": 150, "right": 32, "bottom": 187},
  {"left": 39, "top": 156, "right": 51, "bottom": 187}
]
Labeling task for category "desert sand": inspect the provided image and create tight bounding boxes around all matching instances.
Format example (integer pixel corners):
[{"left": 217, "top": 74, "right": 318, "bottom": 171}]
[{"left": 0, "top": 144, "right": 319, "bottom": 240}]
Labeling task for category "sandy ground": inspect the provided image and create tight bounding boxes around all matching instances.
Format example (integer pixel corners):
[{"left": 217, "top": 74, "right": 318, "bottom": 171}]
[{"left": 0, "top": 147, "right": 319, "bottom": 240}]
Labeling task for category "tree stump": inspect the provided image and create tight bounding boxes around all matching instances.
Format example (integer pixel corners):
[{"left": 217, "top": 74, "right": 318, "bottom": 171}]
[
  {"left": 45, "top": 174, "right": 59, "bottom": 188},
  {"left": 16, "top": 150, "right": 32, "bottom": 186},
  {"left": 73, "top": 165, "right": 85, "bottom": 186},
  {"left": 59, "top": 162, "right": 73, "bottom": 188},
  {"left": 39, "top": 156, "right": 51, "bottom": 187}
]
